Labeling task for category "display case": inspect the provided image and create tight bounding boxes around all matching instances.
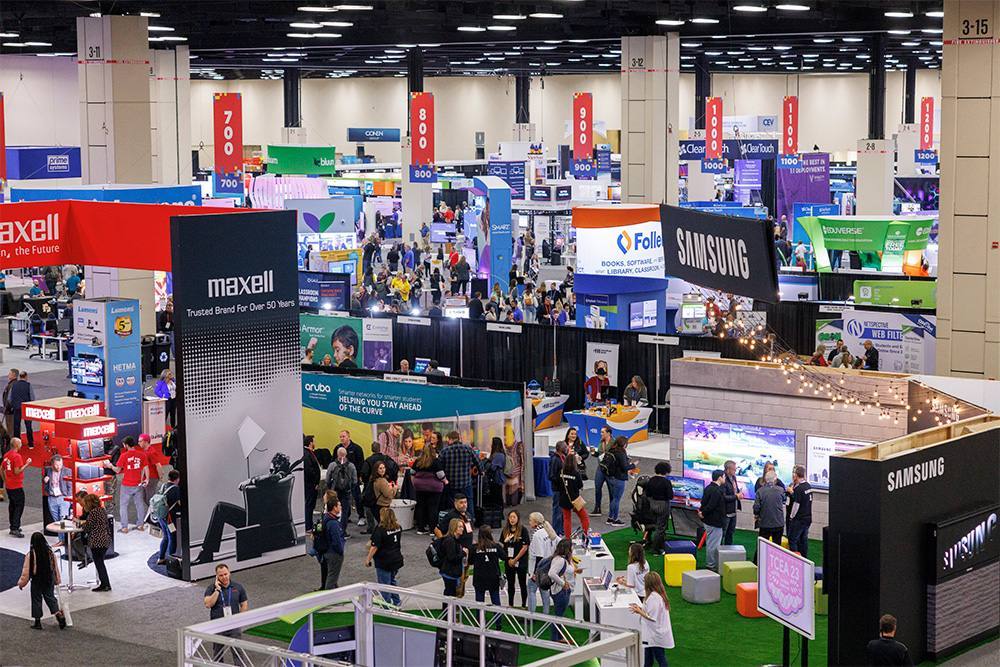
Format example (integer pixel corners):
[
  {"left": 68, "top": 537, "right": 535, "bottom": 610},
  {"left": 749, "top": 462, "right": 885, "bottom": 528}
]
[
  {"left": 53, "top": 415, "right": 118, "bottom": 515},
  {"left": 21, "top": 396, "right": 105, "bottom": 467}
]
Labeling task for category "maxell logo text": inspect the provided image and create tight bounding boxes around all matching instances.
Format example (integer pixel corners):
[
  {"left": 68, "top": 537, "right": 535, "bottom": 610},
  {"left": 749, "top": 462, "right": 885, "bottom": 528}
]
[
  {"left": 208, "top": 270, "right": 274, "bottom": 298},
  {"left": 0, "top": 213, "right": 60, "bottom": 245},
  {"left": 304, "top": 383, "right": 332, "bottom": 393},
  {"left": 64, "top": 405, "right": 102, "bottom": 419},
  {"left": 25, "top": 407, "right": 56, "bottom": 421},
  {"left": 82, "top": 423, "right": 116, "bottom": 438}
]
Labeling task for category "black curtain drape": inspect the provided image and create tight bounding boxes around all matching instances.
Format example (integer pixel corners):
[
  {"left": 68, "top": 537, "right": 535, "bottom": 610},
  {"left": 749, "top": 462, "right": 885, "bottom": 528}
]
[{"left": 761, "top": 160, "right": 777, "bottom": 217}]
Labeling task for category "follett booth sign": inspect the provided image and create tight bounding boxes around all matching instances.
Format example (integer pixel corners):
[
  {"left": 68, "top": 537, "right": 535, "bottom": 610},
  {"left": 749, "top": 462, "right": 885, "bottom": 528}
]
[{"left": 659, "top": 204, "right": 779, "bottom": 302}]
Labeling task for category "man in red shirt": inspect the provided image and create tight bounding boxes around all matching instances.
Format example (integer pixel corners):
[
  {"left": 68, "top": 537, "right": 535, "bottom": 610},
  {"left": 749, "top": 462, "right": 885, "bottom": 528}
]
[
  {"left": 2, "top": 437, "right": 31, "bottom": 537},
  {"left": 140, "top": 433, "right": 170, "bottom": 505},
  {"left": 110, "top": 437, "right": 149, "bottom": 533}
]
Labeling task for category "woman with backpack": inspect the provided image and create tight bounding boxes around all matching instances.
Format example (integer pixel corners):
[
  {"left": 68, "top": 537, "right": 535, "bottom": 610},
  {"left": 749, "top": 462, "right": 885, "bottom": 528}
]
[
  {"left": 17, "top": 532, "right": 66, "bottom": 629},
  {"left": 438, "top": 518, "right": 467, "bottom": 598},
  {"left": 606, "top": 436, "right": 634, "bottom": 527},
  {"left": 547, "top": 538, "right": 581, "bottom": 641},
  {"left": 471, "top": 526, "right": 503, "bottom": 618},
  {"left": 558, "top": 455, "right": 590, "bottom": 538},
  {"left": 526, "top": 512, "right": 557, "bottom": 614},
  {"left": 365, "top": 507, "right": 404, "bottom": 605},
  {"left": 411, "top": 443, "right": 446, "bottom": 535},
  {"left": 629, "top": 572, "right": 675, "bottom": 667},
  {"left": 500, "top": 510, "right": 530, "bottom": 608}
]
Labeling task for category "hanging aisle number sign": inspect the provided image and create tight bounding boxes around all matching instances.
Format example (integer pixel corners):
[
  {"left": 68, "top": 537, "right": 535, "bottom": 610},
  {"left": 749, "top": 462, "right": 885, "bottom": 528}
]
[
  {"left": 572, "top": 92, "right": 595, "bottom": 180},
  {"left": 919, "top": 97, "right": 934, "bottom": 150},
  {"left": 409, "top": 92, "right": 436, "bottom": 183},
  {"left": 705, "top": 96, "right": 723, "bottom": 159},
  {"left": 213, "top": 93, "right": 244, "bottom": 197},
  {"left": 782, "top": 96, "right": 798, "bottom": 155}
]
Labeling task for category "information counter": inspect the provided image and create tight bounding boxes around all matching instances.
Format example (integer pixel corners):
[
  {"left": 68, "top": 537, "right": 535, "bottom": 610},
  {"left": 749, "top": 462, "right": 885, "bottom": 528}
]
[
  {"left": 565, "top": 406, "right": 653, "bottom": 445},
  {"left": 531, "top": 394, "right": 570, "bottom": 430}
]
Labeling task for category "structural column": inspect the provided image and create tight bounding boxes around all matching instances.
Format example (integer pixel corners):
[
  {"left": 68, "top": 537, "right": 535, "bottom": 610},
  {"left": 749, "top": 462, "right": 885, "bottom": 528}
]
[
  {"left": 620, "top": 34, "right": 680, "bottom": 205},
  {"left": 151, "top": 46, "right": 192, "bottom": 185},
  {"left": 694, "top": 54, "right": 711, "bottom": 130},
  {"left": 936, "top": 0, "right": 1000, "bottom": 378},
  {"left": 904, "top": 59, "right": 917, "bottom": 124},
  {"left": 867, "top": 34, "right": 887, "bottom": 140},
  {"left": 515, "top": 73, "right": 530, "bottom": 124},
  {"left": 401, "top": 48, "right": 431, "bottom": 243},
  {"left": 77, "top": 15, "right": 156, "bottom": 334},
  {"left": 77, "top": 14, "right": 153, "bottom": 183}
]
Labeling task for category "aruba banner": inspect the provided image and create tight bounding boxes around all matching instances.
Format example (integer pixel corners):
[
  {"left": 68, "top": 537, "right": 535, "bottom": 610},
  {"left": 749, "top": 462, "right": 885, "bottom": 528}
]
[{"left": 301, "top": 372, "right": 524, "bottom": 464}]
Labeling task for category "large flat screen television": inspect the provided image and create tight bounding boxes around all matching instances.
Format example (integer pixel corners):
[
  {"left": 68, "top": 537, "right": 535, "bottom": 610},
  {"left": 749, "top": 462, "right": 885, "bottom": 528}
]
[
  {"left": 71, "top": 355, "right": 105, "bottom": 387},
  {"left": 682, "top": 418, "right": 796, "bottom": 499},
  {"left": 805, "top": 435, "right": 871, "bottom": 490}
]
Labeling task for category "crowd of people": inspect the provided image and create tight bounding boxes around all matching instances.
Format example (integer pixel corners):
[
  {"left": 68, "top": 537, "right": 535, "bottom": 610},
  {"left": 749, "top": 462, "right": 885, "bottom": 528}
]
[{"left": 809, "top": 338, "right": 881, "bottom": 371}]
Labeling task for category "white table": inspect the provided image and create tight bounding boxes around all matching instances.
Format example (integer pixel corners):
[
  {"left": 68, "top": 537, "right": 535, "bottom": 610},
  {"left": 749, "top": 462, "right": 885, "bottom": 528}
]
[
  {"left": 32, "top": 334, "right": 69, "bottom": 361},
  {"left": 591, "top": 587, "right": 642, "bottom": 667},
  {"left": 572, "top": 539, "right": 616, "bottom": 618},
  {"left": 46, "top": 521, "right": 86, "bottom": 592}
]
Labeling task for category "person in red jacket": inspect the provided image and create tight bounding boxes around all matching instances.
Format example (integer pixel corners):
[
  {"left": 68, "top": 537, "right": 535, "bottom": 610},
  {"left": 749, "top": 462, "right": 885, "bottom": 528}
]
[
  {"left": 110, "top": 437, "right": 149, "bottom": 532},
  {"left": 2, "top": 437, "right": 31, "bottom": 537}
]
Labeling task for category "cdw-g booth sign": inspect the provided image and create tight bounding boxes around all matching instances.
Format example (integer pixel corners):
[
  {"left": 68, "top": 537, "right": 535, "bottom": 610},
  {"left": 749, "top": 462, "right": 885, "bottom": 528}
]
[{"left": 0, "top": 200, "right": 305, "bottom": 581}]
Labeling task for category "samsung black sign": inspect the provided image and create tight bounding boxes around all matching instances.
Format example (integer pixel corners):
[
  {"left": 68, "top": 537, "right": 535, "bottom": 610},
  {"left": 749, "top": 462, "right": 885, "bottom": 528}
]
[
  {"left": 659, "top": 204, "right": 779, "bottom": 302},
  {"left": 930, "top": 505, "right": 1000, "bottom": 583}
]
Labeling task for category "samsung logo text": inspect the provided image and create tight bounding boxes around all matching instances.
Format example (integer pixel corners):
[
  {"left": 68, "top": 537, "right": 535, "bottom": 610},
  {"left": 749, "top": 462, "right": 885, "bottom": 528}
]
[
  {"left": 675, "top": 229, "right": 750, "bottom": 279},
  {"left": 887, "top": 456, "right": 944, "bottom": 492}
]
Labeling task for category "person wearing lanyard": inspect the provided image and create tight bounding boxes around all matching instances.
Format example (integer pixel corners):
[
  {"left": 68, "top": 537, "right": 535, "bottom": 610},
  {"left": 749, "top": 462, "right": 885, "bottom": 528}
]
[{"left": 204, "top": 564, "right": 249, "bottom": 664}]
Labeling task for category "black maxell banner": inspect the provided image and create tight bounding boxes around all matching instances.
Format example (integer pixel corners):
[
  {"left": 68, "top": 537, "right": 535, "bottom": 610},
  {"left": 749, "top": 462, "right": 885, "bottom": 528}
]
[
  {"left": 171, "top": 210, "right": 304, "bottom": 581},
  {"left": 659, "top": 204, "right": 779, "bottom": 303}
]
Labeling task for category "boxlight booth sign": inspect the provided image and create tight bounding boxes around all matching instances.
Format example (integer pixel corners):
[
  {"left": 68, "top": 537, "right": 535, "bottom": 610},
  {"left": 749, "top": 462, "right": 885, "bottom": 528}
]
[
  {"left": 171, "top": 210, "right": 303, "bottom": 581},
  {"left": 302, "top": 372, "right": 524, "bottom": 462},
  {"left": 816, "top": 310, "right": 936, "bottom": 374}
]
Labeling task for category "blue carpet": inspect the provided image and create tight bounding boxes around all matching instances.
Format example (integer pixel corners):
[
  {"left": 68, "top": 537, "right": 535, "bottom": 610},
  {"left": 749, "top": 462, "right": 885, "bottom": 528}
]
[{"left": 1, "top": 548, "right": 25, "bottom": 592}]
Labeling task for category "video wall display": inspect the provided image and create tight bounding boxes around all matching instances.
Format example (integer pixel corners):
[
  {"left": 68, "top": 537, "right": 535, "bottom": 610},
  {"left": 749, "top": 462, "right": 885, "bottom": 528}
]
[
  {"left": 70, "top": 355, "right": 105, "bottom": 387},
  {"left": 805, "top": 435, "right": 872, "bottom": 490},
  {"left": 682, "top": 418, "right": 796, "bottom": 499}
]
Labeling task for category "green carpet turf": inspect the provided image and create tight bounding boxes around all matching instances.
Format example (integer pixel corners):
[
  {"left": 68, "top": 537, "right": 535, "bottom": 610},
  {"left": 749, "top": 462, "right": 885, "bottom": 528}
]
[{"left": 246, "top": 527, "right": 982, "bottom": 665}]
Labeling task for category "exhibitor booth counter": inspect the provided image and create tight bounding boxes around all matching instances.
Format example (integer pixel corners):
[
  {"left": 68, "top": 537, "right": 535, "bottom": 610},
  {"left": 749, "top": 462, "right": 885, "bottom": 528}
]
[{"left": 565, "top": 405, "right": 654, "bottom": 446}]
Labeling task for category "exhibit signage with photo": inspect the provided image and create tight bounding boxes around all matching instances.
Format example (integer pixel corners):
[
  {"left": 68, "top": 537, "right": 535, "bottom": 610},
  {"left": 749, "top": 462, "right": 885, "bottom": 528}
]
[
  {"left": 816, "top": 309, "right": 937, "bottom": 373},
  {"left": 683, "top": 418, "right": 795, "bottom": 499},
  {"left": 301, "top": 373, "right": 524, "bottom": 485},
  {"left": 297, "top": 271, "right": 351, "bottom": 311},
  {"left": 584, "top": 341, "right": 619, "bottom": 392},
  {"left": 660, "top": 204, "right": 779, "bottom": 302},
  {"left": 775, "top": 152, "right": 830, "bottom": 225},
  {"left": 757, "top": 538, "right": 816, "bottom": 639},
  {"left": 805, "top": 435, "right": 871, "bottom": 490},
  {"left": 171, "top": 210, "right": 303, "bottom": 581},
  {"left": 797, "top": 215, "right": 933, "bottom": 272},
  {"left": 300, "top": 313, "right": 393, "bottom": 371}
]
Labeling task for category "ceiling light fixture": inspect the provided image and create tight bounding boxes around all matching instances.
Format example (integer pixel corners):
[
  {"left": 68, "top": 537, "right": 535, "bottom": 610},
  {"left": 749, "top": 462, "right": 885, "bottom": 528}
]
[
  {"left": 148, "top": 26, "right": 175, "bottom": 32},
  {"left": 656, "top": 19, "right": 685, "bottom": 26},
  {"left": 493, "top": 14, "right": 527, "bottom": 20},
  {"left": 314, "top": 32, "right": 341, "bottom": 37},
  {"left": 321, "top": 21, "right": 353, "bottom": 27},
  {"left": 748, "top": 46, "right": 768, "bottom": 51},
  {"left": 158, "top": 36, "right": 186, "bottom": 42},
  {"left": 734, "top": 5, "right": 768, "bottom": 12},
  {"left": 842, "top": 37, "right": 864, "bottom": 42},
  {"left": 0, "top": 32, "right": 19, "bottom": 38},
  {"left": 775, "top": 4, "right": 810, "bottom": 10},
  {"left": 925, "top": 10, "right": 944, "bottom": 18},
  {"left": 288, "top": 33, "right": 317, "bottom": 38},
  {"left": 813, "top": 37, "right": 834, "bottom": 43},
  {"left": 298, "top": 6, "right": 339, "bottom": 12},
  {"left": 457, "top": 26, "right": 487, "bottom": 32},
  {"left": 418, "top": 43, "right": 441, "bottom": 47},
  {"left": 681, "top": 42, "right": 702, "bottom": 47},
  {"left": 334, "top": 4, "right": 373, "bottom": 9},
  {"left": 689, "top": 17, "right": 721, "bottom": 24},
  {"left": 888, "top": 30, "right": 911, "bottom": 35},
  {"left": 140, "top": 12, "right": 160, "bottom": 18},
  {"left": 529, "top": 13, "right": 564, "bottom": 19},
  {"left": 884, "top": 10, "right": 914, "bottom": 18},
  {"left": 487, "top": 25, "right": 516, "bottom": 31},
  {"left": 290, "top": 22, "right": 322, "bottom": 28},
  {"left": 2, "top": 42, "right": 27, "bottom": 47},
  {"left": 921, "top": 28, "right": 943, "bottom": 34}
]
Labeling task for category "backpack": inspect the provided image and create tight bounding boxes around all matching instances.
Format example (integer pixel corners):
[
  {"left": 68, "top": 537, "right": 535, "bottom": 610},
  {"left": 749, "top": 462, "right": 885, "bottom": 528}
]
[
  {"left": 490, "top": 455, "right": 507, "bottom": 488},
  {"left": 331, "top": 462, "right": 352, "bottom": 492},
  {"left": 534, "top": 555, "right": 566, "bottom": 591},
  {"left": 426, "top": 537, "right": 444, "bottom": 568},
  {"left": 600, "top": 450, "right": 619, "bottom": 478},
  {"left": 503, "top": 450, "right": 515, "bottom": 477},
  {"left": 149, "top": 482, "right": 174, "bottom": 521},
  {"left": 313, "top": 517, "right": 329, "bottom": 555}
]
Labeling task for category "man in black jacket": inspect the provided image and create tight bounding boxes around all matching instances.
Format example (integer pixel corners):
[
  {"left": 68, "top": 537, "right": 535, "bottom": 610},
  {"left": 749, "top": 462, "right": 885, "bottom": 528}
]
[
  {"left": 863, "top": 340, "right": 880, "bottom": 371},
  {"left": 8, "top": 372, "right": 33, "bottom": 448},
  {"left": 302, "top": 435, "right": 321, "bottom": 525},
  {"left": 334, "top": 429, "right": 366, "bottom": 526},
  {"left": 699, "top": 469, "right": 726, "bottom": 571},
  {"left": 722, "top": 460, "right": 742, "bottom": 546},
  {"left": 865, "top": 615, "right": 913, "bottom": 666}
]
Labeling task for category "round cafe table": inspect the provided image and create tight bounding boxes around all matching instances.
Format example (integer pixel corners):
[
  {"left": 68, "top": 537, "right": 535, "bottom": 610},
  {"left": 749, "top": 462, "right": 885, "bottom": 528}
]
[{"left": 45, "top": 521, "right": 88, "bottom": 592}]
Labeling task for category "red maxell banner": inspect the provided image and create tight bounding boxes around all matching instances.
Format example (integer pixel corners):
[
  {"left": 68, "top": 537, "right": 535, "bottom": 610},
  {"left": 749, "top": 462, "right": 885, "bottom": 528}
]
[
  {"left": 572, "top": 92, "right": 593, "bottom": 161},
  {"left": 0, "top": 92, "right": 7, "bottom": 184},
  {"left": 782, "top": 95, "right": 799, "bottom": 155},
  {"left": 920, "top": 97, "right": 934, "bottom": 151},
  {"left": 409, "top": 92, "right": 435, "bottom": 166},
  {"left": 705, "top": 96, "right": 723, "bottom": 159},
  {"left": 213, "top": 92, "right": 243, "bottom": 176}
]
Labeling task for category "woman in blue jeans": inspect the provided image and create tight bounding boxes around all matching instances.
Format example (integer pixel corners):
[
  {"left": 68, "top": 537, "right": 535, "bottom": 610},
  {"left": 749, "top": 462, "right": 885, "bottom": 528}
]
[
  {"left": 527, "top": 512, "right": 557, "bottom": 614},
  {"left": 546, "top": 538, "right": 579, "bottom": 641},
  {"left": 156, "top": 470, "right": 182, "bottom": 565},
  {"left": 366, "top": 508, "right": 405, "bottom": 605},
  {"left": 606, "top": 437, "right": 633, "bottom": 526}
]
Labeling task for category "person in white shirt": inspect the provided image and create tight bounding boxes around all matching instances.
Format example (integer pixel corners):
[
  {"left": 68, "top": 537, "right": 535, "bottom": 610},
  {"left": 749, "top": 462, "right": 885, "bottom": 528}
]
[
  {"left": 526, "top": 512, "right": 557, "bottom": 614},
  {"left": 630, "top": 571, "right": 674, "bottom": 667},
  {"left": 617, "top": 542, "right": 650, "bottom": 600}
]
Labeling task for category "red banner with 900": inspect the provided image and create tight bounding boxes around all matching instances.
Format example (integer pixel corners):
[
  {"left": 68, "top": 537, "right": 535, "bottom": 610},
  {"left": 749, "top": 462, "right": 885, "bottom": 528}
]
[{"left": 572, "top": 92, "right": 593, "bottom": 161}]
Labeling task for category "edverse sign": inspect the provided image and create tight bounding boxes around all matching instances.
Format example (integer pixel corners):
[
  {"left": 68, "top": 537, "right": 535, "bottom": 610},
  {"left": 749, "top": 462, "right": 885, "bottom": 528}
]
[{"left": 659, "top": 204, "right": 779, "bottom": 302}]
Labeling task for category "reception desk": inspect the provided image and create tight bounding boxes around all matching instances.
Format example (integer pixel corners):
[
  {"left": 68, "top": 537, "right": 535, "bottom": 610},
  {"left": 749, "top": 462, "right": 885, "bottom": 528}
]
[
  {"left": 565, "top": 406, "right": 653, "bottom": 446},
  {"left": 531, "top": 394, "right": 570, "bottom": 430}
]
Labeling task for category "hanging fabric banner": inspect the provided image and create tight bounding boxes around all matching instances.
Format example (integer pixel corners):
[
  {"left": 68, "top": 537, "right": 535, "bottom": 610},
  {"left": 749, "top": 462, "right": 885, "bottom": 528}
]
[
  {"left": 409, "top": 92, "right": 436, "bottom": 183},
  {"left": 213, "top": 93, "right": 244, "bottom": 197},
  {"left": 705, "top": 96, "right": 724, "bottom": 159},
  {"left": 782, "top": 95, "right": 798, "bottom": 156}
]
